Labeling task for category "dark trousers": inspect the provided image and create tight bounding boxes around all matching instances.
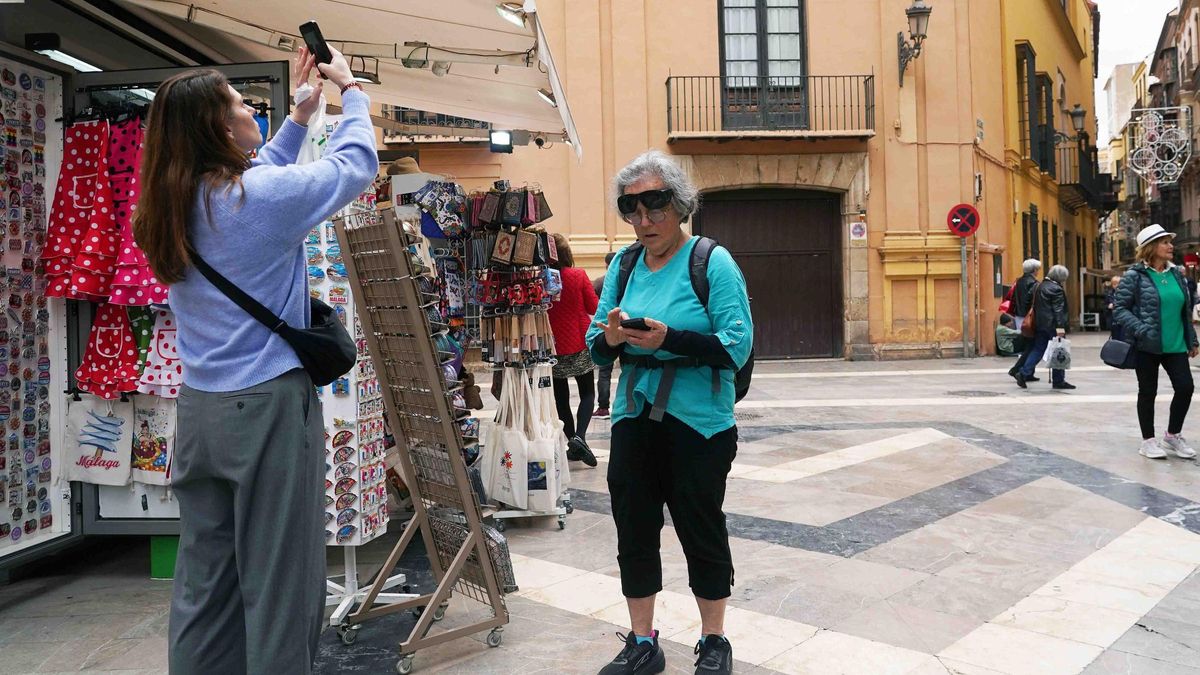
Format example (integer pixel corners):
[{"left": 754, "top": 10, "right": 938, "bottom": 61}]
[
  {"left": 1020, "top": 329, "right": 1065, "bottom": 385},
  {"left": 607, "top": 406, "right": 737, "bottom": 600},
  {"left": 553, "top": 374, "right": 595, "bottom": 441},
  {"left": 596, "top": 362, "right": 614, "bottom": 409},
  {"left": 169, "top": 369, "right": 325, "bottom": 675},
  {"left": 1136, "top": 351, "right": 1195, "bottom": 439}
]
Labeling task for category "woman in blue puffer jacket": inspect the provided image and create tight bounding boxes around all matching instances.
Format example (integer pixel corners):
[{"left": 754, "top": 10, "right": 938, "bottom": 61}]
[{"left": 1114, "top": 225, "right": 1199, "bottom": 460}]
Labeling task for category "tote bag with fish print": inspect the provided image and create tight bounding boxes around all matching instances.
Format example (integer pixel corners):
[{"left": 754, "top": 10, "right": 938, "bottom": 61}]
[{"left": 62, "top": 395, "right": 134, "bottom": 486}]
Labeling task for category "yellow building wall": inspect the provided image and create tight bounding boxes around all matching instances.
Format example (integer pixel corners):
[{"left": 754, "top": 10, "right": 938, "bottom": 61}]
[{"left": 387, "top": 0, "right": 1102, "bottom": 358}]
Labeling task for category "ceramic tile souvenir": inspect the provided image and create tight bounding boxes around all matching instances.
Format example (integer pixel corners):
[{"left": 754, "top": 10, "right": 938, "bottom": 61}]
[
  {"left": 337, "top": 508, "right": 358, "bottom": 526},
  {"left": 335, "top": 492, "right": 357, "bottom": 510},
  {"left": 335, "top": 524, "right": 357, "bottom": 544}
]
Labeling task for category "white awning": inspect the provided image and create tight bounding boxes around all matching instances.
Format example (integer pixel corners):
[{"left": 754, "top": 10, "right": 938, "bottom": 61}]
[{"left": 116, "top": 0, "right": 581, "bottom": 158}]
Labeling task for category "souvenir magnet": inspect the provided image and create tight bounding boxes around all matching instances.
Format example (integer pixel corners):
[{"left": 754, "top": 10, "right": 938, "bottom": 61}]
[
  {"left": 335, "top": 462, "right": 355, "bottom": 479},
  {"left": 327, "top": 286, "right": 348, "bottom": 304},
  {"left": 335, "top": 524, "right": 357, "bottom": 544},
  {"left": 332, "top": 430, "right": 354, "bottom": 447},
  {"left": 337, "top": 508, "right": 359, "bottom": 527},
  {"left": 335, "top": 492, "right": 357, "bottom": 510},
  {"left": 39, "top": 514, "right": 50, "bottom": 530},
  {"left": 333, "top": 445, "right": 354, "bottom": 463}
]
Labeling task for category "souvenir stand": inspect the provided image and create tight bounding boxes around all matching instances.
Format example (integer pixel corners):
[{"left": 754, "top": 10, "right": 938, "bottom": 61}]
[
  {"left": 466, "top": 182, "right": 573, "bottom": 530},
  {"left": 51, "top": 63, "right": 291, "bottom": 540},
  {"left": 295, "top": 102, "right": 420, "bottom": 635},
  {"left": 336, "top": 207, "right": 514, "bottom": 675}
]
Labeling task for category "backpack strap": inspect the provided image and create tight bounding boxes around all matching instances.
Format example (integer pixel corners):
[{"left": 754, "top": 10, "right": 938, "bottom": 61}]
[
  {"left": 690, "top": 236, "right": 719, "bottom": 308},
  {"left": 615, "top": 241, "right": 644, "bottom": 306}
]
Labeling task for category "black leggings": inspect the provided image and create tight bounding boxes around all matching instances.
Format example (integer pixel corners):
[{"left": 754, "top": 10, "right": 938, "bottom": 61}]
[
  {"left": 1136, "top": 351, "right": 1195, "bottom": 439},
  {"left": 552, "top": 375, "right": 595, "bottom": 441},
  {"left": 608, "top": 406, "right": 737, "bottom": 600}
]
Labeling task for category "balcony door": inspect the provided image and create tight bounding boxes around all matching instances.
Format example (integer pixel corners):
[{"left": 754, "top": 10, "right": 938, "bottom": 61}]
[{"left": 720, "top": 0, "right": 808, "bottom": 130}]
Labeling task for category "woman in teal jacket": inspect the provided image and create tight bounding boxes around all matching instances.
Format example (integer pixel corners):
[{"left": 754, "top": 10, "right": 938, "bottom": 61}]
[
  {"left": 587, "top": 151, "right": 752, "bottom": 675},
  {"left": 1114, "top": 225, "right": 1199, "bottom": 460}
]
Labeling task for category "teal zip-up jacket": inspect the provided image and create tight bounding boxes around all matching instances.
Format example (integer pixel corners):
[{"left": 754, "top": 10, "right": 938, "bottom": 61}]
[{"left": 1113, "top": 262, "right": 1198, "bottom": 354}]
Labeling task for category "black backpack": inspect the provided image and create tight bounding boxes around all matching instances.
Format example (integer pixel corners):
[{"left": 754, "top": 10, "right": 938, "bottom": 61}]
[{"left": 615, "top": 237, "right": 755, "bottom": 402}]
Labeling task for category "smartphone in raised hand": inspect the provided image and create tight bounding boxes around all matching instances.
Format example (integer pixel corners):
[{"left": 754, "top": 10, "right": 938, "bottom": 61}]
[
  {"left": 299, "top": 21, "right": 333, "bottom": 65},
  {"left": 620, "top": 318, "right": 651, "bottom": 331}
]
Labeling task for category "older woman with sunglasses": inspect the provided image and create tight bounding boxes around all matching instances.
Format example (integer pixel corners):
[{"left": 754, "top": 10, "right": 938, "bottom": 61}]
[{"left": 587, "top": 151, "right": 753, "bottom": 675}]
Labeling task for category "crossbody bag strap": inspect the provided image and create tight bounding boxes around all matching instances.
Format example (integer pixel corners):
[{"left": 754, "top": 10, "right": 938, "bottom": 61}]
[{"left": 189, "top": 253, "right": 288, "bottom": 333}]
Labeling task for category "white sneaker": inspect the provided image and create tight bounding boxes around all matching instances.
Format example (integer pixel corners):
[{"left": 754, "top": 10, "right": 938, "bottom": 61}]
[
  {"left": 1140, "top": 438, "right": 1168, "bottom": 459},
  {"left": 1164, "top": 434, "right": 1197, "bottom": 459}
]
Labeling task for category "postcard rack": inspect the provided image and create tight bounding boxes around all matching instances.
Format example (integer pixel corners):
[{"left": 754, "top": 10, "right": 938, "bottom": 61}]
[{"left": 335, "top": 208, "right": 510, "bottom": 675}]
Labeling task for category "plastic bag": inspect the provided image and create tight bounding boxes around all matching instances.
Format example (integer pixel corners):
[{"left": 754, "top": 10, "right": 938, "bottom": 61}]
[
  {"left": 294, "top": 83, "right": 327, "bottom": 165},
  {"left": 526, "top": 364, "right": 568, "bottom": 511},
  {"left": 1042, "top": 337, "right": 1072, "bottom": 370}
]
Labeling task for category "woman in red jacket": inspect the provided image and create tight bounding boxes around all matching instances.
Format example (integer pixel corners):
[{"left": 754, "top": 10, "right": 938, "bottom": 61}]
[{"left": 548, "top": 233, "right": 599, "bottom": 467}]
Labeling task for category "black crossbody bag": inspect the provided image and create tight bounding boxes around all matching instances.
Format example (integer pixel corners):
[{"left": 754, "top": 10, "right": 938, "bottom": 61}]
[{"left": 190, "top": 253, "right": 356, "bottom": 386}]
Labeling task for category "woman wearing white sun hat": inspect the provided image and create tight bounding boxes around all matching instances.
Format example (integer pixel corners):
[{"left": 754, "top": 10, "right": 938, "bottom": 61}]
[{"left": 1114, "top": 224, "right": 1200, "bottom": 460}]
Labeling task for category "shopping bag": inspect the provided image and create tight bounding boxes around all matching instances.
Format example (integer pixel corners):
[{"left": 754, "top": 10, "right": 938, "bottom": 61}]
[
  {"left": 131, "top": 398, "right": 175, "bottom": 486},
  {"left": 482, "top": 367, "right": 529, "bottom": 509},
  {"left": 62, "top": 395, "right": 134, "bottom": 486},
  {"left": 1042, "top": 337, "right": 1072, "bottom": 370},
  {"left": 534, "top": 363, "right": 570, "bottom": 492},
  {"left": 525, "top": 366, "right": 569, "bottom": 511}
]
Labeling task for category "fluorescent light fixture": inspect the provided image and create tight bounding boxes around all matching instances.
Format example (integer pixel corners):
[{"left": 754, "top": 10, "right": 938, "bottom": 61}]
[
  {"left": 489, "top": 129, "right": 513, "bottom": 153},
  {"left": 537, "top": 88, "right": 556, "bottom": 107},
  {"left": 36, "top": 49, "right": 101, "bottom": 72},
  {"left": 496, "top": 2, "right": 527, "bottom": 27}
]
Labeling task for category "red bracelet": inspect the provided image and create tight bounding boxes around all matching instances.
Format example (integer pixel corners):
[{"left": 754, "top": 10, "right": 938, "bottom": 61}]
[{"left": 340, "top": 82, "right": 363, "bottom": 95}]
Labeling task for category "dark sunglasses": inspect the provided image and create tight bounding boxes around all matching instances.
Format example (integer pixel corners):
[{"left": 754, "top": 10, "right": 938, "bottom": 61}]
[{"left": 617, "top": 189, "right": 674, "bottom": 215}]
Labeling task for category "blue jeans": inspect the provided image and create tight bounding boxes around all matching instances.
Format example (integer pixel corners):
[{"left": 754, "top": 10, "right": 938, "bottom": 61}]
[{"left": 1020, "top": 330, "right": 1065, "bottom": 385}]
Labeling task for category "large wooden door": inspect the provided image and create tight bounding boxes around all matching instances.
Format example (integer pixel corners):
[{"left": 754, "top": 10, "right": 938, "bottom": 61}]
[{"left": 694, "top": 189, "right": 843, "bottom": 358}]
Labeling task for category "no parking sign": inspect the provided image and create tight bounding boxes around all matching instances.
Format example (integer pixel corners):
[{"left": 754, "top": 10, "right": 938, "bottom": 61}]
[{"left": 947, "top": 203, "right": 980, "bottom": 238}]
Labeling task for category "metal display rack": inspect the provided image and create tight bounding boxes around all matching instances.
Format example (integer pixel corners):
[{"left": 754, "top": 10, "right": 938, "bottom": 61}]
[{"left": 335, "top": 208, "right": 511, "bottom": 675}]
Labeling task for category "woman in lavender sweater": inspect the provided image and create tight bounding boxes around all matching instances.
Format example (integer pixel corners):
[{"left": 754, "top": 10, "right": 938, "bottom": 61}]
[{"left": 133, "top": 47, "right": 377, "bottom": 674}]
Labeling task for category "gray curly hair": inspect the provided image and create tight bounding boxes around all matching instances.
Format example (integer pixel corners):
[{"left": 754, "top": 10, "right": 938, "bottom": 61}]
[
  {"left": 612, "top": 150, "right": 700, "bottom": 223},
  {"left": 1046, "top": 264, "right": 1070, "bottom": 283}
]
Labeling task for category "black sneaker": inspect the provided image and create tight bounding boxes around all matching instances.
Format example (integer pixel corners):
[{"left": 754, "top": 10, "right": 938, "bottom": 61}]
[
  {"left": 599, "top": 631, "right": 665, "bottom": 675},
  {"left": 1053, "top": 382, "right": 1077, "bottom": 390},
  {"left": 569, "top": 436, "right": 598, "bottom": 467},
  {"left": 1012, "top": 372, "right": 1027, "bottom": 389},
  {"left": 694, "top": 635, "right": 732, "bottom": 674},
  {"left": 1026, "top": 375, "right": 1041, "bottom": 382}
]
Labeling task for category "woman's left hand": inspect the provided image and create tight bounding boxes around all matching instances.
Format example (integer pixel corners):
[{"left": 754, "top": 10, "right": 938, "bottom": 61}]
[
  {"left": 623, "top": 318, "right": 668, "bottom": 351},
  {"left": 290, "top": 47, "right": 324, "bottom": 127}
]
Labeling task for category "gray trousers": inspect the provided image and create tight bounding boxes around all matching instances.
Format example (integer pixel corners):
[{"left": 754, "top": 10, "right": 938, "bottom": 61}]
[{"left": 169, "top": 369, "right": 325, "bottom": 675}]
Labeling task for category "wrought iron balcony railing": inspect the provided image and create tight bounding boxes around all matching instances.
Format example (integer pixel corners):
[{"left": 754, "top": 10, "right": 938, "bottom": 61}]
[{"left": 666, "top": 75, "right": 875, "bottom": 140}]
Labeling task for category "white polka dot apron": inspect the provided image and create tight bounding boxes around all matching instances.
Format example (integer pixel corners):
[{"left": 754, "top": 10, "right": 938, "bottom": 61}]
[
  {"left": 75, "top": 302, "right": 141, "bottom": 399},
  {"left": 42, "top": 120, "right": 109, "bottom": 298},
  {"left": 137, "top": 309, "right": 182, "bottom": 398}
]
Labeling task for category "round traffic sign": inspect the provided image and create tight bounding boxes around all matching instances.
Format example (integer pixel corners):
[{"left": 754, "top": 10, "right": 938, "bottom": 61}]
[{"left": 947, "top": 204, "right": 980, "bottom": 238}]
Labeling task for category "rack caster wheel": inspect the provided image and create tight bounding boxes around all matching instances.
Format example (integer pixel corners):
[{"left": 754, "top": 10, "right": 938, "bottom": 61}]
[
  {"left": 396, "top": 654, "right": 415, "bottom": 674},
  {"left": 564, "top": 501, "right": 574, "bottom": 514},
  {"left": 557, "top": 517, "right": 566, "bottom": 530},
  {"left": 401, "top": 584, "right": 412, "bottom": 593},
  {"left": 433, "top": 604, "right": 447, "bottom": 622},
  {"left": 337, "top": 625, "right": 359, "bottom": 645},
  {"left": 486, "top": 629, "right": 504, "bottom": 648},
  {"left": 495, "top": 520, "right": 506, "bottom": 533}
]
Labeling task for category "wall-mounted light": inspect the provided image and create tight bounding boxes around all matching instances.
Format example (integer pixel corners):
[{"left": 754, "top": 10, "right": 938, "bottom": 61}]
[
  {"left": 1054, "top": 104, "right": 1090, "bottom": 143},
  {"left": 349, "top": 55, "right": 381, "bottom": 85},
  {"left": 536, "top": 87, "right": 556, "bottom": 107},
  {"left": 897, "top": 0, "right": 932, "bottom": 87},
  {"left": 490, "top": 130, "right": 514, "bottom": 153},
  {"left": 26, "top": 33, "right": 101, "bottom": 72},
  {"left": 496, "top": 2, "right": 527, "bottom": 28}
]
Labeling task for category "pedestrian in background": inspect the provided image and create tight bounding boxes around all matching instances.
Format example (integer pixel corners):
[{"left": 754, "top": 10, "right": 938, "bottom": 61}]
[
  {"left": 995, "top": 313, "right": 1025, "bottom": 357},
  {"left": 1013, "top": 264, "right": 1074, "bottom": 390},
  {"left": 548, "top": 232, "right": 600, "bottom": 467},
  {"left": 1007, "top": 259, "right": 1043, "bottom": 381},
  {"left": 1106, "top": 275, "right": 1123, "bottom": 339},
  {"left": 593, "top": 251, "right": 617, "bottom": 419},
  {"left": 1113, "top": 225, "right": 1198, "bottom": 460}
]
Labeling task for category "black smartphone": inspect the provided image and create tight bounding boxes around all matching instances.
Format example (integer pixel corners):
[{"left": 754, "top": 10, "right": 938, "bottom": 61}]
[
  {"left": 299, "top": 21, "right": 333, "bottom": 65},
  {"left": 620, "top": 318, "right": 650, "bottom": 331}
]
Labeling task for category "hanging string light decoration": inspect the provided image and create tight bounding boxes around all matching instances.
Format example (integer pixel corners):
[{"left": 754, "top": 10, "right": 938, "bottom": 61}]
[{"left": 1128, "top": 107, "right": 1193, "bottom": 186}]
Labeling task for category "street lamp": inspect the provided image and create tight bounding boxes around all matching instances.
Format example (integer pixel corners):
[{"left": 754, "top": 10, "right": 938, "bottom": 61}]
[
  {"left": 898, "top": 0, "right": 933, "bottom": 87},
  {"left": 1054, "top": 104, "right": 1089, "bottom": 144}
]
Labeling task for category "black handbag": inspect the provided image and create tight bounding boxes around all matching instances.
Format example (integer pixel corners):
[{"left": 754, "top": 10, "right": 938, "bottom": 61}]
[
  {"left": 1101, "top": 337, "right": 1138, "bottom": 370},
  {"left": 190, "top": 253, "right": 356, "bottom": 386}
]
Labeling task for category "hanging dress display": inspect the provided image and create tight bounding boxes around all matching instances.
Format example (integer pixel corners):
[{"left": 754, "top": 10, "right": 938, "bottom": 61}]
[
  {"left": 42, "top": 120, "right": 109, "bottom": 298},
  {"left": 127, "top": 306, "right": 154, "bottom": 378},
  {"left": 74, "top": 303, "right": 141, "bottom": 399},
  {"left": 108, "top": 120, "right": 166, "bottom": 305},
  {"left": 137, "top": 309, "right": 182, "bottom": 398}
]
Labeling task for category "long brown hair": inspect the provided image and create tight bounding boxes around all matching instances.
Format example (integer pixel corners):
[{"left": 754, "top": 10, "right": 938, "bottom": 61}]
[{"left": 133, "top": 69, "right": 250, "bottom": 284}]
